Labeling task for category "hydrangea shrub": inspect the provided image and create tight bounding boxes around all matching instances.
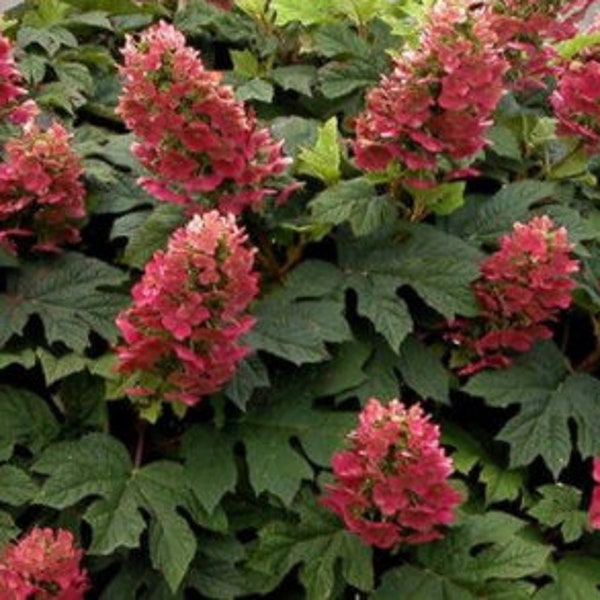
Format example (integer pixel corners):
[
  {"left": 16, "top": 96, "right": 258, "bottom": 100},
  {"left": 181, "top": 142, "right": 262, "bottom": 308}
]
[{"left": 1, "top": 0, "right": 600, "bottom": 598}]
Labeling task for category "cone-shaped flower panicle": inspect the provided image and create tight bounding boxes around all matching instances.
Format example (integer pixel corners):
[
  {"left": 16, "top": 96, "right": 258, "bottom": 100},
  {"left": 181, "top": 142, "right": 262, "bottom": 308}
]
[
  {"left": 0, "top": 122, "right": 86, "bottom": 254},
  {"left": 354, "top": 1, "right": 508, "bottom": 188},
  {"left": 115, "top": 210, "right": 259, "bottom": 407},
  {"left": 117, "top": 21, "right": 290, "bottom": 214},
  {"left": 550, "top": 38, "right": 600, "bottom": 150},
  {"left": 485, "top": 0, "right": 594, "bottom": 90},
  {"left": 322, "top": 398, "right": 462, "bottom": 549},
  {"left": 450, "top": 216, "right": 579, "bottom": 376},
  {"left": 0, "top": 528, "right": 89, "bottom": 599},
  {"left": 0, "top": 33, "right": 38, "bottom": 126}
]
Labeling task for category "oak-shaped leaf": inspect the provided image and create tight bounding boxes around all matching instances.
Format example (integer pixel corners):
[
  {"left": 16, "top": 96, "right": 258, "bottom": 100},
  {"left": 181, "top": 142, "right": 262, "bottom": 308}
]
[
  {"left": 33, "top": 433, "right": 197, "bottom": 593},
  {"left": 463, "top": 342, "right": 600, "bottom": 477},
  {"left": 0, "top": 253, "right": 128, "bottom": 352},
  {"left": 248, "top": 488, "right": 373, "bottom": 599}
]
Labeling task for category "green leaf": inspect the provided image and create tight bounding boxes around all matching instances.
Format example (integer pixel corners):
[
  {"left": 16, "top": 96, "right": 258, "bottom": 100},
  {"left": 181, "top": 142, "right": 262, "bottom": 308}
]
[
  {"left": 465, "top": 342, "right": 600, "bottom": 476},
  {"left": 418, "top": 512, "right": 551, "bottom": 586},
  {"left": 224, "top": 354, "right": 270, "bottom": 410},
  {"left": 536, "top": 555, "right": 600, "bottom": 599},
  {"left": 236, "top": 389, "right": 354, "bottom": 504},
  {"left": 246, "top": 261, "right": 351, "bottom": 365},
  {"left": 339, "top": 223, "right": 482, "bottom": 319},
  {"left": 443, "top": 423, "right": 525, "bottom": 506},
  {"left": 311, "top": 22, "right": 369, "bottom": 58},
  {"left": 398, "top": 336, "right": 449, "bottom": 404},
  {"left": 33, "top": 435, "right": 197, "bottom": 592},
  {"left": 460, "top": 180, "right": 557, "bottom": 241},
  {"left": 528, "top": 485, "right": 587, "bottom": 543},
  {"left": 0, "top": 253, "right": 128, "bottom": 352},
  {"left": 0, "top": 347, "right": 36, "bottom": 370},
  {"left": 230, "top": 49, "right": 260, "bottom": 78},
  {"left": 412, "top": 181, "right": 466, "bottom": 216},
  {"left": 310, "top": 178, "right": 396, "bottom": 236},
  {"left": 249, "top": 490, "right": 373, "bottom": 598},
  {"left": 373, "top": 565, "right": 476, "bottom": 600},
  {"left": 347, "top": 273, "right": 412, "bottom": 351},
  {"left": 556, "top": 31, "right": 600, "bottom": 59},
  {"left": 182, "top": 425, "right": 237, "bottom": 513},
  {"left": 37, "top": 348, "right": 88, "bottom": 385},
  {"left": 487, "top": 124, "right": 522, "bottom": 161},
  {"left": 0, "top": 386, "right": 59, "bottom": 461},
  {"left": 319, "top": 58, "right": 379, "bottom": 98},
  {"left": 0, "top": 465, "right": 38, "bottom": 506},
  {"left": 297, "top": 117, "right": 341, "bottom": 185},
  {"left": 235, "top": 78, "right": 274, "bottom": 103},
  {"left": 270, "top": 65, "right": 317, "bottom": 96},
  {"left": 271, "top": 0, "right": 335, "bottom": 25},
  {"left": 122, "top": 204, "right": 186, "bottom": 269},
  {"left": 53, "top": 60, "right": 94, "bottom": 94},
  {"left": 270, "top": 116, "right": 319, "bottom": 158}
]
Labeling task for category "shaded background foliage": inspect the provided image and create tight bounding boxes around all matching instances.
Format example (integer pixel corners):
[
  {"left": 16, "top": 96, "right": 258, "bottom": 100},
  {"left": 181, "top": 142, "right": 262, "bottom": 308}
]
[{"left": 1, "top": 0, "right": 600, "bottom": 598}]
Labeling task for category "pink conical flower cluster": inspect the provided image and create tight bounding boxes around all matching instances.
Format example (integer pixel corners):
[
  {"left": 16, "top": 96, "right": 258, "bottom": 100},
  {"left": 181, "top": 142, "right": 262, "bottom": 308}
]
[
  {"left": 0, "top": 528, "right": 88, "bottom": 599},
  {"left": 115, "top": 210, "right": 259, "bottom": 406},
  {"left": 485, "top": 0, "right": 593, "bottom": 91},
  {"left": 0, "top": 34, "right": 37, "bottom": 126},
  {"left": 550, "top": 22, "right": 600, "bottom": 151},
  {"left": 0, "top": 122, "right": 86, "bottom": 253},
  {"left": 321, "top": 398, "right": 462, "bottom": 549},
  {"left": 117, "top": 21, "right": 290, "bottom": 215},
  {"left": 353, "top": 2, "right": 508, "bottom": 188},
  {"left": 450, "top": 216, "right": 579, "bottom": 376}
]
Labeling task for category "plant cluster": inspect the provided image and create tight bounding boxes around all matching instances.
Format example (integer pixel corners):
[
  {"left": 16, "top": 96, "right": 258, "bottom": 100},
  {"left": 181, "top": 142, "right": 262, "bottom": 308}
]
[{"left": 1, "top": 0, "right": 600, "bottom": 598}]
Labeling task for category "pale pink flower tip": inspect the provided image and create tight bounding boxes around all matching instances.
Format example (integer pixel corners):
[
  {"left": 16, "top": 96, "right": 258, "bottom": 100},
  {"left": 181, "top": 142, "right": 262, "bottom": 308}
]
[
  {"left": 115, "top": 211, "right": 259, "bottom": 407},
  {"left": 322, "top": 398, "right": 462, "bottom": 549},
  {"left": 0, "top": 527, "right": 89, "bottom": 599},
  {"left": 117, "top": 21, "right": 290, "bottom": 215}
]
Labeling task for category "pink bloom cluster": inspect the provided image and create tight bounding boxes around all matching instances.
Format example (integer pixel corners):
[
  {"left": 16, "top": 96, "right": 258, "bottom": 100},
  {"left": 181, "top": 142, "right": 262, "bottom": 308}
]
[
  {"left": 0, "top": 34, "right": 37, "bottom": 126},
  {"left": 353, "top": 2, "right": 507, "bottom": 188},
  {"left": 0, "top": 123, "right": 86, "bottom": 253},
  {"left": 550, "top": 37, "right": 600, "bottom": 150},
  {"left": 0, "top": 528, "right": 88, "bottom": 599},
  {"left": 321, "top": 398, "right": 462, "bottom": 549},
  {"left": 117, "top": 21, "right": 290, "bottom": 215},
  {"left": 486, "top": 0, "right": 593, "bottom": 90},
  {"left": 589, "top": 458, "right": 600, "bottom": 530},
  {"left": 450, "top": 216, "right": 579, "bottom": 376},
  {"left": 115, "top": 210, "right": 259, "bottom": 406}
]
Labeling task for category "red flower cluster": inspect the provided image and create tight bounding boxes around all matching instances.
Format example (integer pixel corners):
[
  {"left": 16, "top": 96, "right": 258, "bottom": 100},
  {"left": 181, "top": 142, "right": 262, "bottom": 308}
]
[
  {"left": 550, "top": 35, "right": 600, "bottom": 150},
  {"left": 353, "top": 2, "right": 507, "bottom": 188},
  {"left": 115, "top": 211, "right": 259, "bottom": 406},
  {"left": 321, "top": 398, "right": 462, "bottom": 549},
  {"left": 117, "top": 21, "right": 290, "bottom": 215},
  {"left": 0, "top": 123, "right": 86, "bottom": 253},
  {"left": 0, "top": 34, "right": 37, "bottom": 126},
  {"left": 589, "top": 458, "right": 600, "bottom": 530},
  {"left": 486, "top": 0, "right": 593, "bottom": 90},
  {"left": 0, "top": 528, "right": 88, "bottom": 599},
  {"left": 451, "top": 216, "right": 579, "bottom": 376}
]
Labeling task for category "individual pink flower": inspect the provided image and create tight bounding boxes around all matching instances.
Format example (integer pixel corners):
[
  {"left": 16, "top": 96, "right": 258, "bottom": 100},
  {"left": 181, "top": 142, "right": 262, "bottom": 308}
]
[
  {"left": 0, "top": 122, "right": 86, "bottom": 253},
  {"left": 115, "top": 210, "right": 259, "bottom": 407},
  {"left": 321, "top": 398, "right": 462, "bottom": 549},
  {"left": 0, "top": 528, "right": 88, "bottom": 599},
  {"left": 589, "top": 458, "right": 600, "bottom": 529},
  {"left": 116, "top": 21, "right": 290, "bottom": 215},
  {"left": 354, "top": 2, "right": 508, "bottom": 188},
  {"left": 450, "top": 216, "right": 579, "bottom": 376}
]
